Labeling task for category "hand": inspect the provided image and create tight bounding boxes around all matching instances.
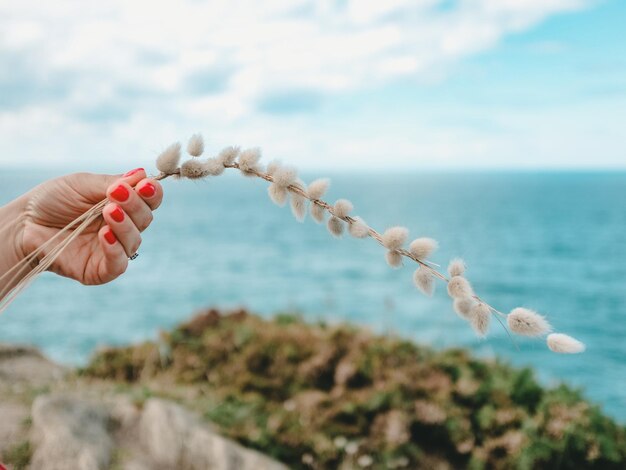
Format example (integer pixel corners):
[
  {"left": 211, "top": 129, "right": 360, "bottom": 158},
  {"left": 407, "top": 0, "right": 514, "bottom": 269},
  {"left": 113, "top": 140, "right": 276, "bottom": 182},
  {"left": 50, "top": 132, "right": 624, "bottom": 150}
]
[{"left": 18, "top": 168, "right": 163, "bottom": 285}]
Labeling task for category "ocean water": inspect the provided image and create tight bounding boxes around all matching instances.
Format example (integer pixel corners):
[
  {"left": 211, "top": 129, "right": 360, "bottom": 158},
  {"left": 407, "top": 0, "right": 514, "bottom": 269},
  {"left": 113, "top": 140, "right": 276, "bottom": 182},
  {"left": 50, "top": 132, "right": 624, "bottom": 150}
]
[{"left": 0, "top": 169, "right": 625, "bottom": 420}]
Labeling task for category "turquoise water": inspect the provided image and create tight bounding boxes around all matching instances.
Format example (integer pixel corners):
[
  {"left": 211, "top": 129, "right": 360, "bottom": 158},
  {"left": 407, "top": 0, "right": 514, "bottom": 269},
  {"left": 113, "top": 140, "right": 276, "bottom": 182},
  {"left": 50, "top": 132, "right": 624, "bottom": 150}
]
[{"left": 1, "top": 170, "right": 625, "bottom": 420}]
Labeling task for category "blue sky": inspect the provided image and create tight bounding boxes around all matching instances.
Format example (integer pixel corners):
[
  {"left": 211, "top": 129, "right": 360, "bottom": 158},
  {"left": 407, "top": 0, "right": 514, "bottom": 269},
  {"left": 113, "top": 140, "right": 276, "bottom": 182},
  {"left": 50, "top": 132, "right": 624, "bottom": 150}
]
[{"left": 0, "top": 0, "right": 624, "bottom": 170}]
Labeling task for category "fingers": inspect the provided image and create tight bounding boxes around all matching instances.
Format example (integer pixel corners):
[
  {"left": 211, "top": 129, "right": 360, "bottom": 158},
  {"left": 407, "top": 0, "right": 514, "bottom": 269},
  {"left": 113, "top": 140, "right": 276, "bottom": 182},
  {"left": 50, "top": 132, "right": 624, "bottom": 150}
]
[
  {"left": 97, "top": 226, "right": 128, "bottom": 283},
  {"left": 102, "top": 203, "right": 142, "bottom": 257},
  {"left": 106, "top": 174, "right": 163, "bottom": 232},
  {"left": 100, "top": 168, "right": 164, "bottom": 262},
  {"left": 106, "top": 182, "right": 153, "bottom": 232}
]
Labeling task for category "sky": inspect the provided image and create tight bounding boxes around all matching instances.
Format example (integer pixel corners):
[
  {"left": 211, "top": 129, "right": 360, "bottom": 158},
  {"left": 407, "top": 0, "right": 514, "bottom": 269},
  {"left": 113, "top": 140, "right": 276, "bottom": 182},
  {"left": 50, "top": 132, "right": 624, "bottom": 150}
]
[{"left": 0, "top": 0, "right": 624, "bottom": 171}]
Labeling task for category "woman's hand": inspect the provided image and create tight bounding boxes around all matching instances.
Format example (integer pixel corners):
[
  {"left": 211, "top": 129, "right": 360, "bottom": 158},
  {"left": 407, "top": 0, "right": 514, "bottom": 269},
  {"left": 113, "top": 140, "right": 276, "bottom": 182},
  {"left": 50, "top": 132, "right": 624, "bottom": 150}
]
[{"left": 13, "top": 168, "right": 163, "bottom": 285}]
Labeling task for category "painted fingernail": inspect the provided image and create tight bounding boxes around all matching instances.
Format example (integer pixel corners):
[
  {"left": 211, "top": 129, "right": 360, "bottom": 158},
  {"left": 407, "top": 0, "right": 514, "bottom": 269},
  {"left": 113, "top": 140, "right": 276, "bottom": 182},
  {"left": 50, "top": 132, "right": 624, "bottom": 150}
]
[
  {"left": 110, "top": 205, "right": 125, "bottom": 223},
  {"left": 110, "top": 185, "right": 130, "bottom": 202},
  {"left": 138, "top": 182, "right": 156, "bottom": 198},
  {"left": 123, "top": 168, "right": 144, "bottom": 177},
  {"left": 104, "top": 228, "right": 117, "bottom": 245}
]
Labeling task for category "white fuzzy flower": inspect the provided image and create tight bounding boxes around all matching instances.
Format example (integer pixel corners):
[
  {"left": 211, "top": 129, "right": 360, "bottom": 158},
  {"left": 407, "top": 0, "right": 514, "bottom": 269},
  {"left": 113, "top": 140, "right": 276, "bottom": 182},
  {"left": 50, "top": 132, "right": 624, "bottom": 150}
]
[
  {"left": 333, "top": 436, "right": 347, "bottom": 449},
  {"left": 307, "top": 178, "right": 330, "bottom": 200},
  {"left": 156, "top": 142, "right": 181, "bottom": 174},
  {"left": 345, "top": 441, "right": 359, "bottom": 455},
  {"left": 413, "top": 268, "right": 435, "bottom": 296},
  {"left": 409, "top": 238, "right": 438, "bottom": 260},
  {"left": 453, "top": 297, "right": 475, "bottom": 320},
  {"left": 333, "top": 199, "right": 353, "bottom": 218},
  {"left": 311, "top": 204, "right": 326, "bottom": 223},
  {"left": 268, "top": 183, "right": 288, "bottom": 206},
  {"left": 507, "top": 308, "right": 551, "bottom": 337},
  {"left": 187, "top": 133, "right": 204, "bottom": 157},
  {"left": 203, "top": 158, "right": 224, "bottom": 176},
  {"left": 385, "top": 250, "right": 402, "bottom": 268},
  {"left": 447, "top": 276, "right": 473, "bottom": 299},
  {"left": 273, "top": 165, "right": 298, "bottom": 188},
  {"left": 547, "top": 333, "right": 586, "bottom": 354},
  {"left": 381, "top": 226, "right": 408, "bottom": 251},
  {"left": 448, "top": 258, "right": 466, "bottom": 277},
  {"left": 470, "top": 303, "right": 491, "bottom": 338},
  {"left": 349, "top": 217, "right": 369, "bottom": 238},
  {"left": 290, "top": 193, "right": 307, "bottom": 222},
  {"left": 266, "top": 159, "right": 281, "bottom": 176},
  {"left": 327, "top": 216, "right": 344, "bottom": 237},
  {"left": 238, "top": 148, "right": 261, "bottom": 173},
  {"left": 180, "top": 159, "right": 210, "bottom": 179},
  {"left": 217, "top": 146, "right": 240, "bottom": 166},
  {"left": 357, "top": 455, "right": 373, "bottom": 467}
]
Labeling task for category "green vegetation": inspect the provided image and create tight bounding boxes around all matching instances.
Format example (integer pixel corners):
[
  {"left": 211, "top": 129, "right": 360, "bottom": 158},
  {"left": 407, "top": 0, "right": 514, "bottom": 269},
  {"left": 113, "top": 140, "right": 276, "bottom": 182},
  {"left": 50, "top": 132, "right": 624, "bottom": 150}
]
[
  {"left": 83, "top": 309, "right": 626, "bottom": 469},
  {"left": 2, "top": 440, "right": 32, "bottom": 469}
]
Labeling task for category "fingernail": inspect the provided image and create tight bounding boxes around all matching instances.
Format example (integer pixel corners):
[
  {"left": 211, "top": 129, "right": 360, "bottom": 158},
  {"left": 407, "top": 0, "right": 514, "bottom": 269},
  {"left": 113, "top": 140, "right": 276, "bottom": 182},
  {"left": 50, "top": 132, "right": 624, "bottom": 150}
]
[
  {"left": 138, "top": 182, "right": 156, "bottom": 198},
  {"left": 110, "top": 205, "right": 125, "bottom": 223},
  {"left": 104, "top": 228, "right": 117, "bottom": 245},
  {"left": 123, "top": 168, "right": 144, "bottom": 177},
  {"left": 111, "top": 185, "right": 129, "bottom": 202}
]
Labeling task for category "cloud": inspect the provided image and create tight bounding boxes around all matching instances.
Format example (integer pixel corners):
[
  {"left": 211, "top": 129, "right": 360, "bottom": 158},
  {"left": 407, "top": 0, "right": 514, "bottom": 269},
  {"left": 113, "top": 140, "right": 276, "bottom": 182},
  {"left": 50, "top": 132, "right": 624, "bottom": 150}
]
[{"left": 0, "top": 0, "right": 598, "bottom": 169}]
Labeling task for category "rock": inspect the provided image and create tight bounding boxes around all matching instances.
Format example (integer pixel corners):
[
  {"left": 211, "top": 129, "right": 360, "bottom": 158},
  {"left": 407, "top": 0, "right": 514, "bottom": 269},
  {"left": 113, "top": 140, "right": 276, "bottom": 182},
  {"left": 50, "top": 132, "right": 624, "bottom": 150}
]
[
  {"left": 30, "top": 394, "right": 113, "bottom": 470},
  {"left": 0, "top": 344, "right": 66, "bottom": 386},
  {"left": 0, "top": 401, "right": 30, "bottom": 456},
  {"left": 139, "top": 398, "right": 288, "bottom": 470}
]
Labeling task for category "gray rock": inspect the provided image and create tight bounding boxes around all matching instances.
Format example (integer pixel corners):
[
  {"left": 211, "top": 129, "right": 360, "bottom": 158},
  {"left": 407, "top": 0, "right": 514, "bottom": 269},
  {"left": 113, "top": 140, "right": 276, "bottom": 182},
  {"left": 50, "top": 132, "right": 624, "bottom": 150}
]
[
  {"left": 0, "top": 344, "right": 66, "bottom": 386},
  {"left": 139, "top": 398, "right": 288, "bottom": 470},
  {"left": 30, "top": 394, "right": 113, "bottom": 470}
]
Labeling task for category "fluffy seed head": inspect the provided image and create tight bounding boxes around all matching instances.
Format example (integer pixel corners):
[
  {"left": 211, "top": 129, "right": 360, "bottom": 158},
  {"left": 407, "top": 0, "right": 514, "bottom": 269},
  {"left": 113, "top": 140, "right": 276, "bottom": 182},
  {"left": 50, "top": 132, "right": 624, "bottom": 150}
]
[
  {"left": 385, "top": 250, "right": 403, "bottom": 268},
  {"left": 448, "top": 258, "right": 466, "bottom": 277},
  {"left": 447, "top": 276, "right": 473, "bottom": 299},
  {"left": 453, "top": 297, "right": 476, "bottom": 320},
  {"left": 333, "top": 199, "right": 353, "bottom": 219},
  {"left": 327, "top": 216, "right": 344, "bottom": 237},
  {"left": 307, "top": 178, "right": 330, "bottom": 199},
  {"left": 238, "top": 147, "right": 261, "bottom": 173},
  {"left": 268, "top": 183, "right": 288, "bottom": 206},
  {"left": 204, "top": 158, "right": 225, "bottom": 176},
  {"left": 290, "top": 193, "right": 307, "bottom": 222},
  {"left": 409, "top": 238, "right": 438, "bottom": 260},
  {"left": 547, "top": 333, "right": 586, "bottom": 354},
  {"left": 507, "top": 308, "right": 551, "bottom": 337},
  {"left": 470, "top": 303, "right": 491, "bottom": 338},
  {"left": 273, "top": 165, "right": 298, "bottom": 188},
  {"left": 311, "top": 204, "right": 326, "bottom": 223},
  {"left": 217, "top": 146, "right": 240, "bottom": 166},
  {"left": 180, "top": 159, "right": 210, "bottom": 179},
  {"left": 266, "top": 159, "right": 281, "bottom": 176},
  {"left": 156, "top": 142, "right": 181, "bottom": 174},
  {"left": 382, "top": 226, "right": 409, "bottom": 251},
  {"left": 349, "top": 217, "right": 369, "bottom": 238},
  {"left": 187, "top": 133, "right": 204, "bottom": 157},
  {"left": 413, "top": 268, "right": 435, "bottom": 296}
]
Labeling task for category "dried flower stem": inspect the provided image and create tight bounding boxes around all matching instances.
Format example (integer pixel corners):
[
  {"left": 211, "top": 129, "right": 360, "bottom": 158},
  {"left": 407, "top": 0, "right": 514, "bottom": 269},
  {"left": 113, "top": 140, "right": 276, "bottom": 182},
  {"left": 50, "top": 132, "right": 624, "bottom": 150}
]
[{"left": 0, "top": 137, "right": 585, "bottom": 355}]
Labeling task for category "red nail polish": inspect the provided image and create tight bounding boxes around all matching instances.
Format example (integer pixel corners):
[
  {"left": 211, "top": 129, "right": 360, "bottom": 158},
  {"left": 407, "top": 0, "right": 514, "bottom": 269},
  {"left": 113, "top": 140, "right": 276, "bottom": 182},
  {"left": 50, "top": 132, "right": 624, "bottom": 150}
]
[
  {"left": 104, "top": 228, "right": 117, "bottom": 245},
  {"left": 111, "top": 185, "right": 130, "bottom": 202},
  {"left": 110, "top": 205, "right": 125, "bottom": 223},
  {"left": 123, "top": 168, "right": 144, "bottom": 177},
  {"left": 138, "top": 183, "right": 156, "bottom": 198}
]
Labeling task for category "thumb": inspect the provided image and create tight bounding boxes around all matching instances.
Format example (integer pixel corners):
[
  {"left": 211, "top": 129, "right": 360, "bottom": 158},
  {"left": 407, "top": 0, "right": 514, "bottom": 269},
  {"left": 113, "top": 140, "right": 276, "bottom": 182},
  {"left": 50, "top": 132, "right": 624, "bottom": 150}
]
[{"left": 65, "top": 168, "right": 147, "bottom": 204}]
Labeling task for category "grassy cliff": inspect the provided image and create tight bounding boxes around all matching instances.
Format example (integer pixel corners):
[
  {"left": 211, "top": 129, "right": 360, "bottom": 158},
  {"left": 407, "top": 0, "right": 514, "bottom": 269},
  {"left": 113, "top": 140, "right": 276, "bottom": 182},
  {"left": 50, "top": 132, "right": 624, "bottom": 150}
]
[{"left": 83, "top": 309, "right": 626, "bottom": 469}]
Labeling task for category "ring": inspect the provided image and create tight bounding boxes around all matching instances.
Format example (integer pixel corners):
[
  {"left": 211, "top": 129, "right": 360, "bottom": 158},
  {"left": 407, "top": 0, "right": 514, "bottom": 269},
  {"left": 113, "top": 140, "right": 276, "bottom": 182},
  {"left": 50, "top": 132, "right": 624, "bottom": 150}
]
[{"left": 129, "top": 252, "right": 139, "bottom": 261}]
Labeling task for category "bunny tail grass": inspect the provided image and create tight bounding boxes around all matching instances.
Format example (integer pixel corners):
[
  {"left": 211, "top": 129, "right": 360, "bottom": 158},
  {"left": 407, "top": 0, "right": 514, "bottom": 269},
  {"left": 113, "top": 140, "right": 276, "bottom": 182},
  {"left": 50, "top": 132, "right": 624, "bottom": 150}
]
[{"left": 1, "top": 133, "right": 582, "bottom": 355}]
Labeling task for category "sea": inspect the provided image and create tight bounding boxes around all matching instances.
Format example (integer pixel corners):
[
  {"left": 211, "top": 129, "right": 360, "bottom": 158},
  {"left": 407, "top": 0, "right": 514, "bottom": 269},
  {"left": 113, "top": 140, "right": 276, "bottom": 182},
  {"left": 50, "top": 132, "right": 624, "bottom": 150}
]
[{"left": 1, "top": 169, "right": 625, "bottom": 420}]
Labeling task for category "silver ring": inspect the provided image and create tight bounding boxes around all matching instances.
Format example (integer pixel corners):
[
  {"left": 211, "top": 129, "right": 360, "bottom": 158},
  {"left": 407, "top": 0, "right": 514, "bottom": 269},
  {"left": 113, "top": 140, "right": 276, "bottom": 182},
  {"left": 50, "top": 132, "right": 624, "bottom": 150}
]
[{"left": 129, "top": 252, "right": 139, "bottom": 261}]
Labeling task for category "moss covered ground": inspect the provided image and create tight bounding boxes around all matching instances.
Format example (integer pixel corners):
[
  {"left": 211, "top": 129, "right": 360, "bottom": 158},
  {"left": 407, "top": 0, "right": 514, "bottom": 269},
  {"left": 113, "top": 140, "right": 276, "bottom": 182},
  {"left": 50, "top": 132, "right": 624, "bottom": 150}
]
[{"left": 83, "top": 309, "right": 626, "bottom": 469}]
